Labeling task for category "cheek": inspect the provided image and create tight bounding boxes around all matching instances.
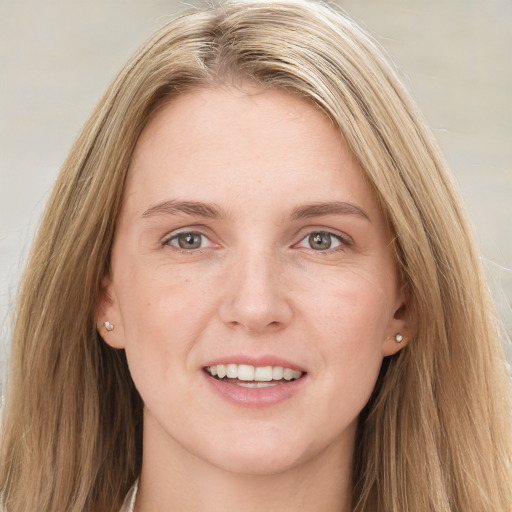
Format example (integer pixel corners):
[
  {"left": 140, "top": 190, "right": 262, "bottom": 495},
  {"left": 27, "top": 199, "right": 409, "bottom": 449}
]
[
  {"left": 114, "top": 262, "right": 217, "bottom": 376},
  {"left": 301, "top": 262, "right": 395, "bottom": 339},
  {"left": 300, "top": 265, "right": 394, "bottom": 403},
  {"left": 117, "top": 256, "right": 207, "bottom": 328},
  {"left": 117, "top": 273, "right": 214, "bottom": 418}
]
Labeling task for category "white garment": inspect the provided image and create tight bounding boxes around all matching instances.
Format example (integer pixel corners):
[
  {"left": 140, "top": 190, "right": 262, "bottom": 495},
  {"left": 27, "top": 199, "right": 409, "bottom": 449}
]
[{"left": 119, "top": 480, "right": 138, "bottom": 512}]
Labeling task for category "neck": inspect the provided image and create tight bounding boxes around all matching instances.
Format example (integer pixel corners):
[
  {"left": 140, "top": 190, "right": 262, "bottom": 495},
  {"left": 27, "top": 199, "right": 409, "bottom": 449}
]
[{"left": 135, "top": 416, "right": 354, "bottom": 512}]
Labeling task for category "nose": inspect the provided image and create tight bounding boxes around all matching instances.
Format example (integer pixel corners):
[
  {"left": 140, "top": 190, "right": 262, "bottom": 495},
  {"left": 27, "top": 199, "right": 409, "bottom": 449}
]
[{"left": 218, "top": 249, "right": 293, "bottom": 333}]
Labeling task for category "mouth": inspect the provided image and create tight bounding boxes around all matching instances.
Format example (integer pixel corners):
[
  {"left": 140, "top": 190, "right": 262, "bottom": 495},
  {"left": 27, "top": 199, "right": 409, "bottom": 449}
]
[{"left": 204, "top": 364, "right": 305, "bottom": 388}]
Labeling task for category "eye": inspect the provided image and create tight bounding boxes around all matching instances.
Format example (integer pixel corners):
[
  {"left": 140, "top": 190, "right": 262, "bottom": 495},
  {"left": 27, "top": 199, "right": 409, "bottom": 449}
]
[
  {"left": 165, "top": 231, "right": 211, "bottom": 250},
  {"left": 297, "top": 231, "right": 345, "bottom": 251}
]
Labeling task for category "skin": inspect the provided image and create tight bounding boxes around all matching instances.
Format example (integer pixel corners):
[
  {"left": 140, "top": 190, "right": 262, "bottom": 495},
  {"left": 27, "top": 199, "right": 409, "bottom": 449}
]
[{"left": 99, "top": 85, "right": 409, "bottom": 512}]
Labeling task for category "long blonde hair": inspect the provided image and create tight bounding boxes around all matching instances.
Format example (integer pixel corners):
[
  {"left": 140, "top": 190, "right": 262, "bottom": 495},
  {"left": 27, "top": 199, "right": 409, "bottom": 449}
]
[{"left": 1, "top": 1, "right": 510, "bottom": 510}]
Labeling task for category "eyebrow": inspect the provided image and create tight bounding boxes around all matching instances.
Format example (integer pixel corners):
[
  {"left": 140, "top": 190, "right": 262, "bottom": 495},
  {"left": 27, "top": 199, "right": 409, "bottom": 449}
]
[
  {"left": 141, "top": 199, "right": 370, "bottom": 223},
  {"left": 289, "top": 201, "right": 371, "bottom": 222},
  {"left": 142, "top": 199, "right": 229, "bottom": 219}
]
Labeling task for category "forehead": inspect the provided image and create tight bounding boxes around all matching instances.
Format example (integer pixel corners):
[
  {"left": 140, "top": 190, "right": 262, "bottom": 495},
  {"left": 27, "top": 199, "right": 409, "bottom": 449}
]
[{"left": 124, "top": 85, "right": 382, "bottom": 223}]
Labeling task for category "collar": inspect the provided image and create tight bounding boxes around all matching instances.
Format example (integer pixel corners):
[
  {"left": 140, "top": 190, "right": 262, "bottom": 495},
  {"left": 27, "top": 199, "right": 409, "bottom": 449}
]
[{"left": 119, "top": 479, "right": 138, "bottom": 512}]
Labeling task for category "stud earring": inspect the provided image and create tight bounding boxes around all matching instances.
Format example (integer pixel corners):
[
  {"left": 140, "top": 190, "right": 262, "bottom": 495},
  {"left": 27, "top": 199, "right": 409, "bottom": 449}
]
[
  {"left": 395, "top": 333, "right": 403, "bottom": 343},
  {"left": 103, "top": 321, "right": 115, "bottom": 332}
]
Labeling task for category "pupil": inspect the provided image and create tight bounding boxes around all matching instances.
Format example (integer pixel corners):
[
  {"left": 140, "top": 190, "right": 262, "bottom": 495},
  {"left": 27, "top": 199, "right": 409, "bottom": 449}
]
[
  {"left": 309, "top": 232, "right": 331, "bottom": 250},
  {"left": 179, "top": 232, "right": 201, "bottom": 249}
]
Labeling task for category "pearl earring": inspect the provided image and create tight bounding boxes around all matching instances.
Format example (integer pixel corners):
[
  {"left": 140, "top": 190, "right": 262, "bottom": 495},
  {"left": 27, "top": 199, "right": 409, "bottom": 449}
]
[
  {"left": 103, "top": 321, "right": 115, "bottom": 332},
  {"left": 395, "top": 333, "right": 403, "bottom": 343}
]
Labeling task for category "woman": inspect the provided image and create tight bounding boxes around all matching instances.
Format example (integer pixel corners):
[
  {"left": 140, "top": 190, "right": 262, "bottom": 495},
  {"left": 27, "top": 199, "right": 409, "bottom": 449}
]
[{"left": 1, "top": 0, "right": 510, "bottom": 511}]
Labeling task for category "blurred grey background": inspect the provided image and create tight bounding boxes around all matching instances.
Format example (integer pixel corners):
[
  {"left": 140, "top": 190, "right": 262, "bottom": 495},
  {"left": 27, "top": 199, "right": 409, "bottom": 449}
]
[{"left": 1, "top": 0, "right": 511, "bottom": 381}]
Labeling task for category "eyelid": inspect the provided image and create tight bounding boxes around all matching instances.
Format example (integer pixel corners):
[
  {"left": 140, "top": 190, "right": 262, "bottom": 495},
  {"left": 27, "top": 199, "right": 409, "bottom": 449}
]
[
  {"left": 162, "top": 228, "right": 219, "bottom": 251},
  {"left": 293, "top": 229, "right": 353, "bottom": 251},
  {"left": 160, "top": 226, "right": 352, "bottom": 253},
  {"left": 161, "top": 223, "right": 213, "bottom": 242}
]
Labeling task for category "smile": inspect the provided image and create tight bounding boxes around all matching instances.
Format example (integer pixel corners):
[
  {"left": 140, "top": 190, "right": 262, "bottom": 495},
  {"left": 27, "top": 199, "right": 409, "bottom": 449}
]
[{"left": 205, "top": 364, "right": 304, "bottom": 387}]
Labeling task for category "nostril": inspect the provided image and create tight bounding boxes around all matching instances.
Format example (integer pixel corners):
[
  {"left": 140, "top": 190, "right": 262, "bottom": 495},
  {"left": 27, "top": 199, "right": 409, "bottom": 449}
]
[{"left": 239, "top": 319, "right": 284, "bottom": 333}]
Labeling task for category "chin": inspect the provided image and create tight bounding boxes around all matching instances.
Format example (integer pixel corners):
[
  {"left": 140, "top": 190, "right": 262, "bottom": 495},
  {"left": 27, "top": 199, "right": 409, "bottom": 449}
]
[
  {"left": 209, "top": 449, "right": 304, "bottom": 476},
  {"left": 198, "top": 433, "right": 316, "bottom": 476}
]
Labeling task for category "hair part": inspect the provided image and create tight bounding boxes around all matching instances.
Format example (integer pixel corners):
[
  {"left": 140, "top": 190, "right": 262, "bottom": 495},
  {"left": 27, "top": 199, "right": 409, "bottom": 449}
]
[{"left": 1, "top": 1, "right": 511, "bottom": 510}]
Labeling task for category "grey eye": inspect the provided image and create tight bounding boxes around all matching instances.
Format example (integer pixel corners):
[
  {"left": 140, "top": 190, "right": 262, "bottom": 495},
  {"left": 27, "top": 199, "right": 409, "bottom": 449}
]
[
  {"left": 308, "top": 232, "right": 333, "bottom": 250},
  {"left": 170, "top": 232, "right": 204, "bottom": 250}
]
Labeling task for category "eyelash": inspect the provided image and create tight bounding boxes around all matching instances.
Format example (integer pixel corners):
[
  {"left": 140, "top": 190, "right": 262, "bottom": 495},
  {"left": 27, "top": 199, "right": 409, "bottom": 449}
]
[
  {"left": 294, "top": 231, "right": 350, "bottom": 253},
  {"left": 163, "top": 231, "right": 215, "bottom": 252},
  {"left": 163, "top": 229, "right": 351, "bottom": 253}
]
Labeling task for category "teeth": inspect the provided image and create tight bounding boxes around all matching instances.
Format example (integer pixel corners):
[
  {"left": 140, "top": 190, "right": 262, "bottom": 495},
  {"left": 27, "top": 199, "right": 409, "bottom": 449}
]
[
  {"left": 237, "top": 382, "right": 279, "bottom": 388},
  {"left": 238, "top": 364, "right": 255, "bottom": 381},
  {"left": 217, "top": 364, "right": 226, "bottom": 378},
  {"left": 283, "top": 368, "right": 294, "bottom": 380},
  {"left": 206, "top": 364, "right": 303, "bottom": 382},
  {"left": 272, "top": 366, "right": 284, "bottom": 380},
  {"left": 254, "top": 366, "right": 273, "bottom": 381},
  {"left": 226, "top": 364, "right": 237, "bottom": 378}
]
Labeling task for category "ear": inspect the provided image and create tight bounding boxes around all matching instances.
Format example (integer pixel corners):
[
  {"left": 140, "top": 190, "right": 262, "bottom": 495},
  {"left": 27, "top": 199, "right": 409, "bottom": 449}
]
[
  {"left": 382, "top": 288, "right": 413, "bottom": 357},
  {"left": 96, "top": 275, "right": 126, "bottom": 349}
]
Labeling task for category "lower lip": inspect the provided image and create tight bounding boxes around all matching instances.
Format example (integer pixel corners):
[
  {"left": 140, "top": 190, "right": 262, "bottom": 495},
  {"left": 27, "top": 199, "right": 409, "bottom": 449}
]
[{"left": 203, "top": 372, "right": 307, "bottom": 407}]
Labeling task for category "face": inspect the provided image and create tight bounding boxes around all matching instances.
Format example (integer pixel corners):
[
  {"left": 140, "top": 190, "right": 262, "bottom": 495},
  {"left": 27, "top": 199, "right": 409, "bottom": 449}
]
[{"left": 100, "top": 86, "right": 409, "bottom": 476}]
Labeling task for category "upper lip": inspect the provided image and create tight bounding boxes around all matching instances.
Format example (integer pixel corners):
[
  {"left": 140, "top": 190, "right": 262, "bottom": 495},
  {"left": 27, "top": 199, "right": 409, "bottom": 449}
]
[{"left": 202, "top": 355, "right": 306, "bottom": 373}]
